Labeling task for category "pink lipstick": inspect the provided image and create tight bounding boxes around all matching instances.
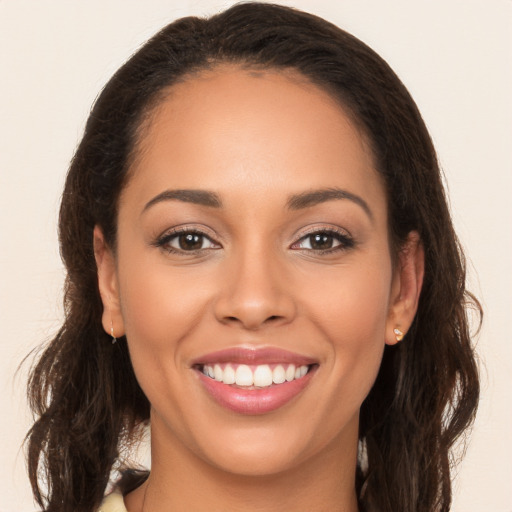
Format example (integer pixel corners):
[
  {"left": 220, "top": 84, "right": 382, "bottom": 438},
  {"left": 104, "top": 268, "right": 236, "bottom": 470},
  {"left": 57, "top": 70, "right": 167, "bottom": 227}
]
[{"left": 192, "top": 347, "right": 317, "bottom": 415}]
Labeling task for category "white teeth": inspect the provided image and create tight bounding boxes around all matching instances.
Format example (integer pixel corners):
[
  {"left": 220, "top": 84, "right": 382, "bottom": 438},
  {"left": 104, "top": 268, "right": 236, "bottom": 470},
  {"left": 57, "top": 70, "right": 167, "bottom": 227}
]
[
  {"left": 223, "top": 364, "right": 236, "bottom": 384},
  {"left": 235, "top": 364, "right": 253, "bottom": 386},
  {"left": 202, "top": 363, "right": 311, "bottom": 388},
  {"left": 253, "top": 365, "right": 273, "bottom": 387},
  {"left": 272, "top": 365, "right": 286, "bottom": 384},
  {"left": 213, "top": 364, "right": 223, "bottom": 381}
]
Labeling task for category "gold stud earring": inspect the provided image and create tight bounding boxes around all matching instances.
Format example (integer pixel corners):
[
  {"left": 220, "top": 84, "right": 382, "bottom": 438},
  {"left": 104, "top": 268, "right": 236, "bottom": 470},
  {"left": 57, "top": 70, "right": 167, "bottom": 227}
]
[
  {"left": 393, "top": 328, "right": 404, "bottom": 342},
  {"left": 111, "top": 320, "right": 117, "bottom": 344}
]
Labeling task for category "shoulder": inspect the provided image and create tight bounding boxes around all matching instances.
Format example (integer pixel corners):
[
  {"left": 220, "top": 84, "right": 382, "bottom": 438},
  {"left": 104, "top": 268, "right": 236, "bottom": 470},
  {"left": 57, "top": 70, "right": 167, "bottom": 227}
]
[
  {"left": 97, "top": 469, "right": 148, "bottom": 511},
  {"left": 97, "top": 490, "right": 128, "bottom": 512}
]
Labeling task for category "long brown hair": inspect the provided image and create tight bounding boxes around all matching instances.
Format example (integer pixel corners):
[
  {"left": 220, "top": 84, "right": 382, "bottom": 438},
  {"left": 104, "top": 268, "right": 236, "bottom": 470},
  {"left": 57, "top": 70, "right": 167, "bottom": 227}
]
[{"left": 26, "top": 3, "right": 480, "bottom": 511}]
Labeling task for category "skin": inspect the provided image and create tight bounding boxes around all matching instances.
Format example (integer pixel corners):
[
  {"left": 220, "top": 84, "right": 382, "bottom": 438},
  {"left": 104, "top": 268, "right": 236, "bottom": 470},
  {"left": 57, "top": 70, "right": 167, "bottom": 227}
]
[{"left": 95, "top": 66, "right": 424, "bottom": 512}]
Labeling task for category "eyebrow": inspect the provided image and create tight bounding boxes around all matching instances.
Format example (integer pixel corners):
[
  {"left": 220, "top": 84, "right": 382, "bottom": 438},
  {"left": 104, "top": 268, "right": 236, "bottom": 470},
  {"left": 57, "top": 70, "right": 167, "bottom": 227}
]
[
  {"left": 142, "top": 189, "right": 222, "bottom": 213},
  {"left": 142, "top": 186, "right": 372, "bottom": 220},
  {"left": 286, "top": 187, "right": 373, "bottom": 220}
]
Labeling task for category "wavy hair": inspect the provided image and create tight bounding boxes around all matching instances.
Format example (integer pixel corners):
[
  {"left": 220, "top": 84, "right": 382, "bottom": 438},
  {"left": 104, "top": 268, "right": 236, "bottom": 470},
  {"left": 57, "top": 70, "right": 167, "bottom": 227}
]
[{"left": 26, "top": 3, "right": 480, "bottom": 511}]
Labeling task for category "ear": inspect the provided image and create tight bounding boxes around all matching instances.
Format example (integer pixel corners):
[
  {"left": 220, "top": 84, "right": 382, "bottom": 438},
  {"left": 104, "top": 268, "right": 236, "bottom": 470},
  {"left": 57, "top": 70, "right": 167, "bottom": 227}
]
[
  {"left": 386, "top": 231, "right": 424, "bottom": 345},
  {"left": 93, "top": 225, "right": 125, "bottom": 338}
]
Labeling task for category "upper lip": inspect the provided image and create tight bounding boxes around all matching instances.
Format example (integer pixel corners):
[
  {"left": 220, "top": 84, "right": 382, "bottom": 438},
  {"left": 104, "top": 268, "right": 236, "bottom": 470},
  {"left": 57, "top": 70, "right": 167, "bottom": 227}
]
[{"left": 191, "top": 346, "right": 317, "bottom": 367}]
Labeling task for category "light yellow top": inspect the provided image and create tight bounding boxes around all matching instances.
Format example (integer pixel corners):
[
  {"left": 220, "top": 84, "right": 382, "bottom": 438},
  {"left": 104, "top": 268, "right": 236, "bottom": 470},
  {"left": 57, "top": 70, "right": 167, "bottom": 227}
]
[{"left": 97, "top": 490, "right": 128, "bottom": 512}]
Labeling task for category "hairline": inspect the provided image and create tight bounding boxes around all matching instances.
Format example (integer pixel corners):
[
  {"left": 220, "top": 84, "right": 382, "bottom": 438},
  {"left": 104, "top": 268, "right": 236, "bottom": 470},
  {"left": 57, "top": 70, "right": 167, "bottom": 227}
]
[{"left": 119, "top": 61, "right": 388, "bottom": 241}]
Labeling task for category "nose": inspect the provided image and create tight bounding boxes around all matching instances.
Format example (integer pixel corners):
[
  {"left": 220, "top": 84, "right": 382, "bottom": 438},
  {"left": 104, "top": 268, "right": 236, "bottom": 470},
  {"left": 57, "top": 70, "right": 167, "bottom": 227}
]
[{"left": 213, "top": 248, "right": 297, "bottom": 330}]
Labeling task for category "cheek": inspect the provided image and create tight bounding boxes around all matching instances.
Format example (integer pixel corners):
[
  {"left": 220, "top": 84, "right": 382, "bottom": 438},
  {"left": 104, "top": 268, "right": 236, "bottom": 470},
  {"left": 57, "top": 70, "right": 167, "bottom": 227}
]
[
  {"left": 115, "top": 254, "right": 213, "bottom": 398},
  {"left": 304, "top": 261, "right": 392, "bottom": 401},
  {"left": 116, "top": 263, "right": 217, "bottom": 445},
  {"left": 118, "top": 256, "right": 211, "bottom": 344},
  {"left": 305, "top": 257, "right": 392, "bottom": 336}
]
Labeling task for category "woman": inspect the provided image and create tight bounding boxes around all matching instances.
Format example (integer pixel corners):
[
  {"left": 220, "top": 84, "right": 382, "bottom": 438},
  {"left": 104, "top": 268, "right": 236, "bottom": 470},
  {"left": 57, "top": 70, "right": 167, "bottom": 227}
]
[{"left": 25, "top": 3, "right": 480, "bottom": 511}]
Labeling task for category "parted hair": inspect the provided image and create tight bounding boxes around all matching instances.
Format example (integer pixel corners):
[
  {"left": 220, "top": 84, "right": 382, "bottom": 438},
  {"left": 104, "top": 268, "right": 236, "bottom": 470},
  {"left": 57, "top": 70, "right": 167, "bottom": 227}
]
[{"left": 26, "top": 3, "right": 480, "bottom": 511}]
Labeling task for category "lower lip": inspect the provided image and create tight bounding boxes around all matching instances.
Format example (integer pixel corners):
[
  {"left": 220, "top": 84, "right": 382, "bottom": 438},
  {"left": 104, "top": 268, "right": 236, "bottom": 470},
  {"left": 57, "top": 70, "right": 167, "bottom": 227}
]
[{"left": 197, "top": 367, "right": 316, "bottom": 415}]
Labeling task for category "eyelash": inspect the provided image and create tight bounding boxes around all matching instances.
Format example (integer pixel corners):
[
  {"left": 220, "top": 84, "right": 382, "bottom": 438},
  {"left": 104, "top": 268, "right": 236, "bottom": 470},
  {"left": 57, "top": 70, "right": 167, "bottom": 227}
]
[
  {"left": 154, "top": 228, "right": 220, "bottom": 255},
  {"left": 153, "top": 227, "right": 354, "bottom": 256},
  {"left": 291, "top": 228, "right": 355, "bottom": 254}
]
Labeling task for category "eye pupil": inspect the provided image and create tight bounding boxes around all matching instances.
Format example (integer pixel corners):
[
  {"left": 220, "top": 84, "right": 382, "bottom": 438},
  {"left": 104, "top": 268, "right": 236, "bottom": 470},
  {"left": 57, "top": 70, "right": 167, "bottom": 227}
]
[
  {"left": 179, "top": 233, "right": 203, "bottom": 250},
  {"left": 310, "top": 233, "right": 333, "bottom": 250}
]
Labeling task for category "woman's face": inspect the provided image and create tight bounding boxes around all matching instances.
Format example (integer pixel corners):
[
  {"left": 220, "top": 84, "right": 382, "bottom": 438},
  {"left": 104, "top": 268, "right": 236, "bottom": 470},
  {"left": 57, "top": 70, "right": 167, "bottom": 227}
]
[{"left": 97, "top": 66, "right": 420, "bottom": 477}]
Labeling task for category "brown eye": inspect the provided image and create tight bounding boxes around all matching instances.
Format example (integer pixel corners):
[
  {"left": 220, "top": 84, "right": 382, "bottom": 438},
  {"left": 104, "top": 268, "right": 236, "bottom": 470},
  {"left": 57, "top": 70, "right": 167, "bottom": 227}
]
[
  {"left": 292, "top": 230, "right": 354, "bottom": 252},
  {"left": 309, "top": 233, "right": 335, "bottom": 250},
  {"left": 158, "top": 230, "right": 220, "bottom": 252},
  {"left": 177, "top": 233, "right": 204, "bottom": 250}
]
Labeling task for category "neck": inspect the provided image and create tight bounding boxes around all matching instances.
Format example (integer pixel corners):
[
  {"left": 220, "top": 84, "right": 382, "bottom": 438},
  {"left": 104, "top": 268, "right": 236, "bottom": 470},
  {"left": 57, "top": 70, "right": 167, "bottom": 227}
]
[{"left": 126, "top": 415, "right": 360, "bottom": 512}]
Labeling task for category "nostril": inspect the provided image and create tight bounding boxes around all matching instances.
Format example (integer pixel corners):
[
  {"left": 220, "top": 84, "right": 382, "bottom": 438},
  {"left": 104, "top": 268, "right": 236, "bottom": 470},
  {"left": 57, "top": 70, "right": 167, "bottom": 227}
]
[
  {"left": 222, "top": 314, "right": 283, "bottom": 326},
  {"left": 261, "top": 315, "right": 286, "bottom": 326}
]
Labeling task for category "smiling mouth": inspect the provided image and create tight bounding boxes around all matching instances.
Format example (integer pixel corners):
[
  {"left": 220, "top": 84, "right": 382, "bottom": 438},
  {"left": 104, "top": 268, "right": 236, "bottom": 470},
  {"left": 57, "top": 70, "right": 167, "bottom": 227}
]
[
  {"left": 198, "top": 363, "right": 314, "bottom": 388},
  {"left": 192, "top": 347, "right": 318, "bottom": 414}
]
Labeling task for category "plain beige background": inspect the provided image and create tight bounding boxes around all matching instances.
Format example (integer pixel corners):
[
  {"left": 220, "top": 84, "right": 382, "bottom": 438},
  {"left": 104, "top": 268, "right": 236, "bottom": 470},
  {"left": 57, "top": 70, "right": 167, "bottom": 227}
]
[{"left": 1, "top": 1, "right": 511, "bottom": 511}]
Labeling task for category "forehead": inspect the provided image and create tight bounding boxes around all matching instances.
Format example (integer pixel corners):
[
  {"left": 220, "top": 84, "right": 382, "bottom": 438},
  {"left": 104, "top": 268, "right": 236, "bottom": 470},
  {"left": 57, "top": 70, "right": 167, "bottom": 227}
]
[{"left": 124, "top": 65, "right": 385, "bottom": 214}]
